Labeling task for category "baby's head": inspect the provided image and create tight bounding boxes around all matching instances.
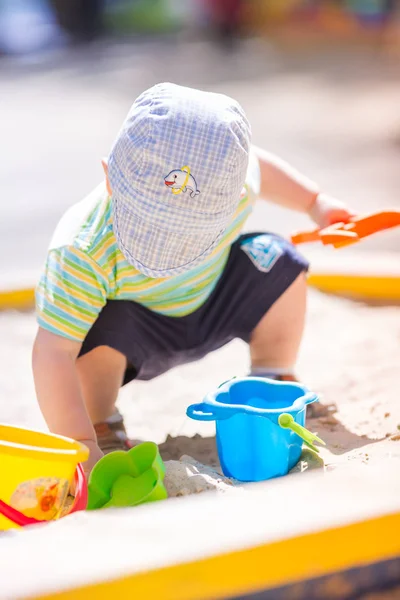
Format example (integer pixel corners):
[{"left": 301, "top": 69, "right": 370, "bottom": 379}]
[{"left": 104, "top": 83, "right": 251, "bottom": 278}]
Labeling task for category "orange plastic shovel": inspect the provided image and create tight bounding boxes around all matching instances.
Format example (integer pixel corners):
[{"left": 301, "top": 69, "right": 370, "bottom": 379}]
[{"left": 291, "top": 210, "right": 400, "bottom": 248}]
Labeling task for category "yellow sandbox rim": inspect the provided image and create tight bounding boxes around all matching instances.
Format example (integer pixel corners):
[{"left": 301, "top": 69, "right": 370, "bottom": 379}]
[
  {"left": 1, "top": 252, "right": 399, "bottom": 309},
  {"left": 308, "top": 273, "right": 400, "bottom": 300},
  {"left": 2, "top": 275, "right": 398, "bottom": 310},
  {"left": 0, "top": 287, "right": 35, "bottom": 310},
  {"left": 1, "top": 461, "right": 399, "bottom": 600},
  {"left": 305, "top": 249, "right": 400, "bottom": 300}
]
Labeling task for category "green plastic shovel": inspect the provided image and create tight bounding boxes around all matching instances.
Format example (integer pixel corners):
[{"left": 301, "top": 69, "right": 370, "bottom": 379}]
[{"left": 278, "top": 413, "right": 326, "bottom": 453}]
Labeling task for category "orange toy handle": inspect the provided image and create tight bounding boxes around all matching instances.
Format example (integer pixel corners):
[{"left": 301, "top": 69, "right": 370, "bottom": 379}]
[
  {"left": 291, "top": 223, "right": 358, "bottom": 246},
  {"left": 0, "top": 464, "right": 87, "bottom": 527},
  {"left": 291, "top": 227, "right": 323, "bottom": 245},
  {"left": 291, "top": 210, "right": 400, "bottom": 248}
]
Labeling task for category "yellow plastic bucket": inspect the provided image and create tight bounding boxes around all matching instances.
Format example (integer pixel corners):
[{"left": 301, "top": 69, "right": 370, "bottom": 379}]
[{"left": 0, "top": 424, "right": 89, "bottom": 531}]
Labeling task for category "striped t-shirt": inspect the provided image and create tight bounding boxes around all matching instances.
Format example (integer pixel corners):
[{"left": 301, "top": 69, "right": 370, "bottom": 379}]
[{"left": 36, "top": 153, "right": 261, "bottom": 342}]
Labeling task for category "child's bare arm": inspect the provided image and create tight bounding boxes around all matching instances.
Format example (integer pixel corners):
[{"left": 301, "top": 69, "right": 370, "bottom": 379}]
[
  {"left": 253, "top": 145, "right": 319, "bottom": 213},
  {"left": 32, "top": 327, "right": 103, "bottom": 473},
  {"left": 253, "top": 145, "right": 355, "bottom": 227}
]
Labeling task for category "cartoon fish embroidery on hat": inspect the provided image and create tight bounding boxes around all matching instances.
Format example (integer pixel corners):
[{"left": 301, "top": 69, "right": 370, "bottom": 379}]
[{"left": 164, "top": 166, "right": 200, "bottom": 198}]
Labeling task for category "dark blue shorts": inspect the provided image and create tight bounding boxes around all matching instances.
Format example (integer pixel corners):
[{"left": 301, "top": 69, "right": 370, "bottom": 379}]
[{"left": 79, "top": 233, "right": 309, "bottom": 384}]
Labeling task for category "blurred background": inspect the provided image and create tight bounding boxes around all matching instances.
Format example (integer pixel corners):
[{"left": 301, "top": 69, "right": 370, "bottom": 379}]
[{"left": 1, "top": 0, "right": 399, "bottom": 277}]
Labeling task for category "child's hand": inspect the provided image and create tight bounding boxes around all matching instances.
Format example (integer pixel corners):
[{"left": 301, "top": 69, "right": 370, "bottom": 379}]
[{"left": 309, "top": 193, "right": 357, "bottom": 229}]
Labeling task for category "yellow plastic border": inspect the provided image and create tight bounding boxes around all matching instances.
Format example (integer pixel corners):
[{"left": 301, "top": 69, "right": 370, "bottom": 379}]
[
  {"left": 0, "top": 287, "right": 35, "bottom": 310},
  {"left": 1, "top": 462, "right": 398, "bottom": 600},
  {"left": 35, "top": 512, "right": 400, "bottom": 600},
  {"left": 307, "top": 273, "right": 400, "bottom": 301},
  {"left": 1, "top": 250, "right": 400, "bottom": 310},
  {"left": 1, "top": 272, "right": 400, "bottom": 314}
]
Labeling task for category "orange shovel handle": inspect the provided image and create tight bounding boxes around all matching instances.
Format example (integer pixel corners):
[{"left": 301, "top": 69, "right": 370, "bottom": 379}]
[
  {"left": 290, "top": 227, "right": 321, "bottom": 245},
  {"left": 291, "top": 210, "right": 400, "bottom": 247},
  {"left": 291, "top": 222, "right": 358, "bottom": 245}
]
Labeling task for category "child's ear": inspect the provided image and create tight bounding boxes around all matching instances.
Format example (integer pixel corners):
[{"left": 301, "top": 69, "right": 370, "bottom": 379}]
[{"left": 102, "top": 158, "right": 112, "bottom": 196}]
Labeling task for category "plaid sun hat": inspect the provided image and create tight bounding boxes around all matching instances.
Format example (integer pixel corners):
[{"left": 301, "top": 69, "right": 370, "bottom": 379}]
[{"left": 108, "top": 82, "right": 251, "bottom": 278}]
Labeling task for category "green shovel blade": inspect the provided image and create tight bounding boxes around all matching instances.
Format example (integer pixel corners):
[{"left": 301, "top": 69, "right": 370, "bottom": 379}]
[{"left": 278, "top": 413, "right": 326, "bottom": 453}]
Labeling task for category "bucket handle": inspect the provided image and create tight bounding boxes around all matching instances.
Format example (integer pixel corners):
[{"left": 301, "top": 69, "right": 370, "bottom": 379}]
[
  {"left": 187, "top": 392, "right": 318, "bottom": 422},
  {"left": 0, "top": 464, "right": 87, "bottom": 528},
  {"left": 186, "top": 403, "right": 230, "bottom": 421}
]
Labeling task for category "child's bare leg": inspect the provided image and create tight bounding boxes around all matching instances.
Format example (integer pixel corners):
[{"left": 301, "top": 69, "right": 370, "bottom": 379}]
[
  {"left": 249, "top": 273, "right": 307, "bottom": 374},
  {"left": 76, "top": 346, "right": 127, "bottom": 425}
]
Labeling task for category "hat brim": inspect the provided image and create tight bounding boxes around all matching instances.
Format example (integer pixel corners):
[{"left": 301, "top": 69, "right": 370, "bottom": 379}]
[{"left": 113, "top": 199, "right": 227, "bottom": 278}]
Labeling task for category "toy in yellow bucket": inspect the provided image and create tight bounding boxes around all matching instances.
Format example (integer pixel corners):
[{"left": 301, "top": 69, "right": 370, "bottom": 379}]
[{"left": 0, "top": 424, "right": 89, "bottom": 530}]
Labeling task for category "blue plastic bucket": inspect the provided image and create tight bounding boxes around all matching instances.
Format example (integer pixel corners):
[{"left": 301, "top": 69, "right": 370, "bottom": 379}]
[{"left": 187, "top": 377, "right": 318, "bottom": 482}]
